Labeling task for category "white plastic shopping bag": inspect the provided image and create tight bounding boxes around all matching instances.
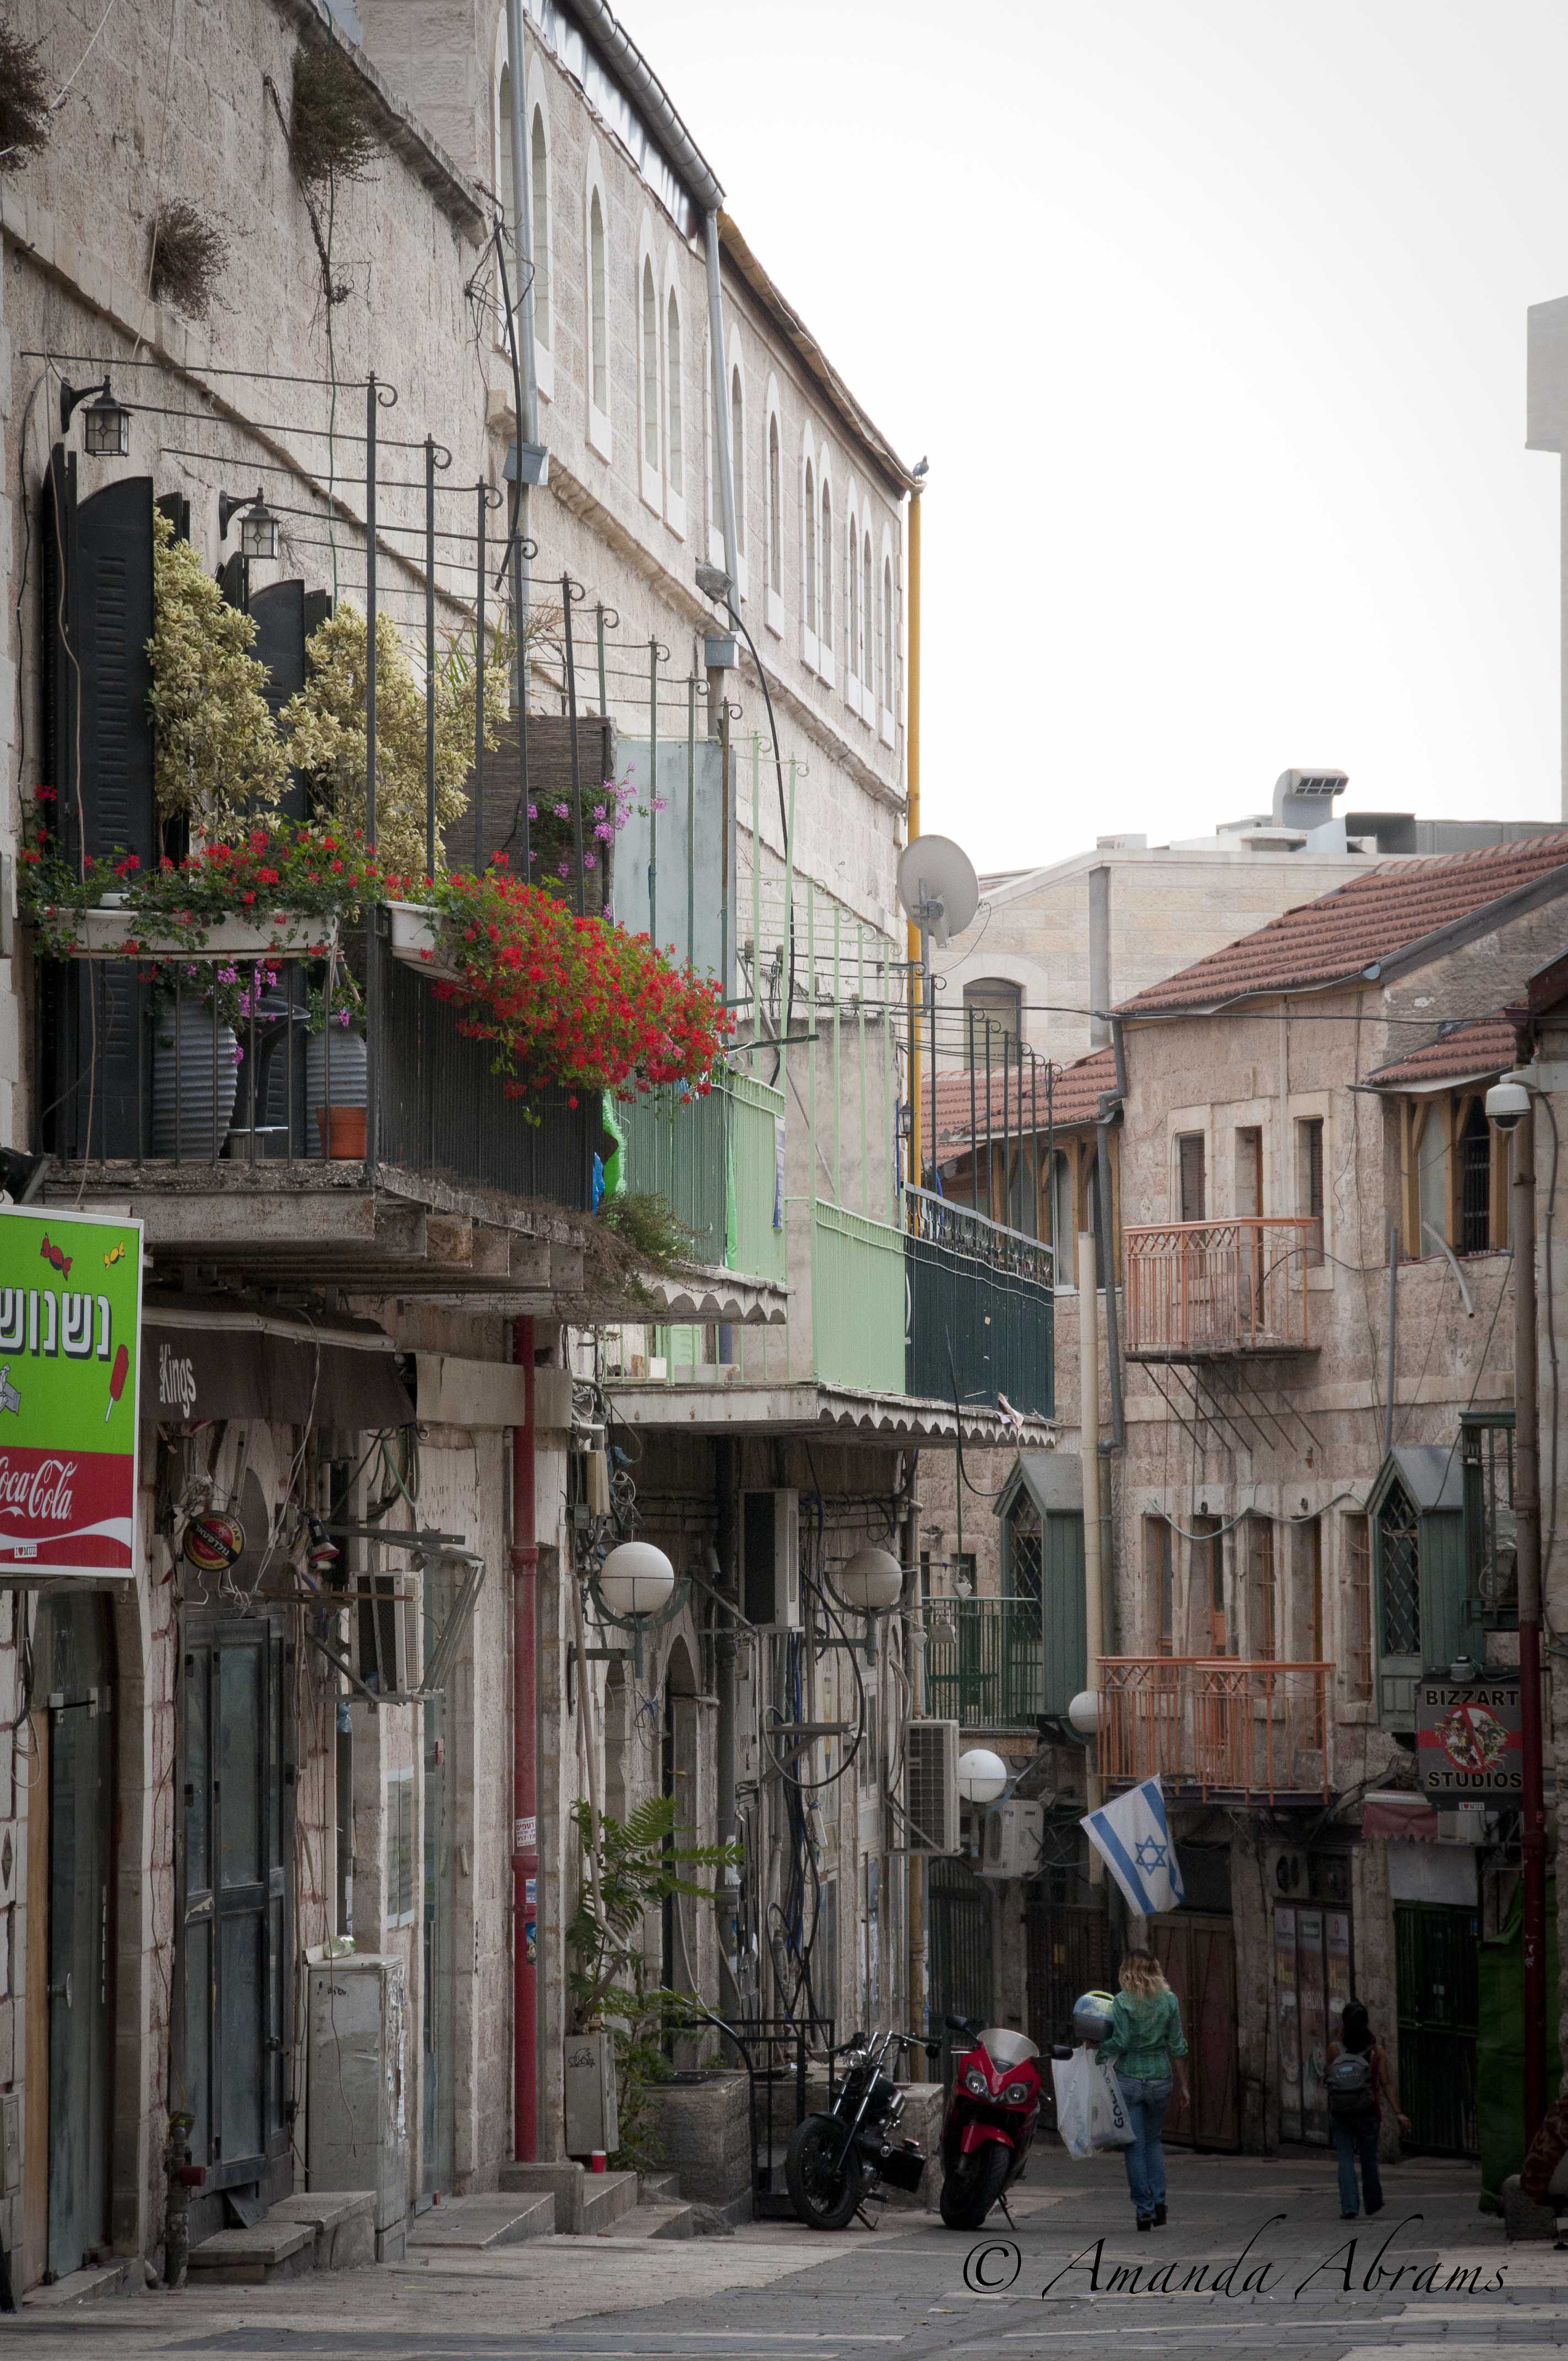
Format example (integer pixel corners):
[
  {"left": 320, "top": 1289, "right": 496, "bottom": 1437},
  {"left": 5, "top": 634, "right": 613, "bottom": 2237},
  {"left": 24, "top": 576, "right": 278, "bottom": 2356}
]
[
  {"left": 1088, "top": 2057, "right": 1135, "bottom": 2150},
  {"left": 1052, "top": 2048, "right": 1135, "bottom": 2158},
  {"left": 1050, "top": 2047, "right": 1095, "bottom": 2159}
]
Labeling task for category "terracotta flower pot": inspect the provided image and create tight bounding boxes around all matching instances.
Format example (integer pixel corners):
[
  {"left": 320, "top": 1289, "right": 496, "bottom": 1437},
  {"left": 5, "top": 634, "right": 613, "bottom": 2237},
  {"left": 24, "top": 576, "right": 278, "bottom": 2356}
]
[{"left": 315, "top": 1105, "right": 368, "bottom": 1159}]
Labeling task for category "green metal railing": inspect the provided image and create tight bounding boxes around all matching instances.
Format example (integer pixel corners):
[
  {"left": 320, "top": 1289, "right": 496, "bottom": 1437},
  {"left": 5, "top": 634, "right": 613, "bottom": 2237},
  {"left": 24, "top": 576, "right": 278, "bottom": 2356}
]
[
  {"left": 728, "top": 1072, "right": 787, "bottom": 1287},
  {"left": 810, "top": 1199, "right": 905, "bottom": 1393},
  {"left": 903, "top": 1189, "right": 1053, "bottom": 1417},
  {"left": 616, "top": 1081, "right": 729, "bottom": 1265},
  {"left": 921, "top": 1597, "right": 1046, "bottom": 1729}
]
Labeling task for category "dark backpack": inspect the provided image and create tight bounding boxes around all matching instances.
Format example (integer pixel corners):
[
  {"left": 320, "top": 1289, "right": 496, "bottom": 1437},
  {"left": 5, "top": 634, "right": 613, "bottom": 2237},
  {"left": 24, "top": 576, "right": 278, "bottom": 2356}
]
[{"left": 1325, "top": 2049, "right": 1375, "bottom": 2118}]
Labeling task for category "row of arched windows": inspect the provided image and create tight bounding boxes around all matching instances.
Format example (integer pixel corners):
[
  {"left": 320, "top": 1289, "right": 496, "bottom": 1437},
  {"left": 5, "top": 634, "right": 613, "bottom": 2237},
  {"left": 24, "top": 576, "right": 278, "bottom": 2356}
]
[{"left": 498, "top": 45, "right": 896, "bottom": 731}]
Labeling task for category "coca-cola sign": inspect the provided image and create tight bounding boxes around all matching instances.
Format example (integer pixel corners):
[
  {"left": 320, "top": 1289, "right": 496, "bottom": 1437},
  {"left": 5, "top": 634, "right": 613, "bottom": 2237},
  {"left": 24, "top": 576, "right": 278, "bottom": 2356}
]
[{"left": 0, "top": 1207, "right": 143, "bottom": 1580}]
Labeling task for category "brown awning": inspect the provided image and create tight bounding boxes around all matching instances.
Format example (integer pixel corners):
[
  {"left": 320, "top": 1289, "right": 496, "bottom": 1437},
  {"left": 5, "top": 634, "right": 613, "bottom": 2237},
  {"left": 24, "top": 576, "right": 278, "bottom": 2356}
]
[
  {"left": 1361, "top": 1792, "right": 1440, "bottom": 1841},
  {"left": 143, "top": 1303, "right": 413, "bottom": 1429}
]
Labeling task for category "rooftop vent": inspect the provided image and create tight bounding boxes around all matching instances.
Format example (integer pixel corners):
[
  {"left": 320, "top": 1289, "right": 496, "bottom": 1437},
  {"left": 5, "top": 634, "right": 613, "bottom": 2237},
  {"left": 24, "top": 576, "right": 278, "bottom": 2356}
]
[{"left": 1273, "top": 768, "right": 1348, "bottom": 834}]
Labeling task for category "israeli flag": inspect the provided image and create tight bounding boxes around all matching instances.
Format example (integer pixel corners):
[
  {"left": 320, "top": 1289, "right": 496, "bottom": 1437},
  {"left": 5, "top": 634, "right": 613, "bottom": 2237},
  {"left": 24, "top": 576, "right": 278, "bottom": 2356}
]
[{"left": 1081, "top": 1776, "right": 1185, "bottom": 1918}]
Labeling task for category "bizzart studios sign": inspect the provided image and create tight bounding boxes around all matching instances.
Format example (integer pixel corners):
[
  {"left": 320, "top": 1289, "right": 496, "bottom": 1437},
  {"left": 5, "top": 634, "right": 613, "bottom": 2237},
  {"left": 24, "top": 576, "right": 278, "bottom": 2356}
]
[
  {"left": 1415, "top": 1674, "right": 1523, "bottom": 1799},
  {"left": 0, "top": 1205, "right": 143, "bottom": 1579}
]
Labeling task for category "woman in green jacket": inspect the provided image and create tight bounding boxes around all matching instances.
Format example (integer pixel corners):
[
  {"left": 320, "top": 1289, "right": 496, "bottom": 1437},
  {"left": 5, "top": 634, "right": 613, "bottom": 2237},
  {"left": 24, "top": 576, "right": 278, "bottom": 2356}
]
[{"left": 1098, "top": 1950, "right": 1190, "bottom": 2229}]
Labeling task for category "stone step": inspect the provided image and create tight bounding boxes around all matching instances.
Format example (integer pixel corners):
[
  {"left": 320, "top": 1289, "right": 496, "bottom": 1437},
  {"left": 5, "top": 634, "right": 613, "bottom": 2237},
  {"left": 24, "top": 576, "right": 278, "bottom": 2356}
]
[
  {"left": 404, "top": 2194, "right": 556, "bottom": 2251},
  {"left": 638, "top": 2172, "right": 682, "bottom": 2204},
  {"left": 20, "top": 2260, "right": 132, "bottom": 2308},
  {"left": 579, "top": 2169, "right": 640, "bottom": 2234},
  {"left": 617, "top": 2200, "right": 695, "bottom": 2240},
  {"left": 186, "top": 2191, "right": 377, "bottom": 2285}
]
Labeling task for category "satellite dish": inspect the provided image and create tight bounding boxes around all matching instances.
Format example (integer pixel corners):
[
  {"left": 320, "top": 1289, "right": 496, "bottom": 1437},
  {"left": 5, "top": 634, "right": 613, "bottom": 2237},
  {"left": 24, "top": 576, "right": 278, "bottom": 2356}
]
[{"left": 895, "top": 835, "right": 979, "bottom": 948}]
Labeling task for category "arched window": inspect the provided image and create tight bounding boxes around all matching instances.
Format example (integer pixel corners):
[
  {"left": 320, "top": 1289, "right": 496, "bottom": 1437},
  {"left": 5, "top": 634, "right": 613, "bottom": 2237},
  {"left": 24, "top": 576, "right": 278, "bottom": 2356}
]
[
  {"left": 530, "top": 105, "right": 551, "bottom": 350},
  {"left": 731, "top": 366, "right": 745, "bottom": 557},
  {"left": 767, "top": 412, "right": 781, "bottom": 596},
  {"left": 804, "top": 461, "right": 817, "bottom": 632},
  {"left": 641, "top": 260, "right": 660, "bottom": 470},
  {"left": 820, "top": 482, "right": 833, "bottom": 648},
  {"left": 498, "top": 64, "right": 517, "bottom": 259},
  {"left": 881, "top": 555, "right": 894, "bottom": 708},
  {"left": 1377, "top": 1478, "right": 1421, "bottom": 1658},
  {"left": 847, "top": 511, "right": 859, "bottom": 682},
  {"left": 862, "top": 531, "right": 874, "bottom": 699},
  {"left": 589, "top": 187, "right": 608, "bottom": 417},
  {"left": 963, "top": 977, "right": 1021, "bottom": 1064},
  {"left": 665, "top": 289, "right": 684, "bottom": 497}
]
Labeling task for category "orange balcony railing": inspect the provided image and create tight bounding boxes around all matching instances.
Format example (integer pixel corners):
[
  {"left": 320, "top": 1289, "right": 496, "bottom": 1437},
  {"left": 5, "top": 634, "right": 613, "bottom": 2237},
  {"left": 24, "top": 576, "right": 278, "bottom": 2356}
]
[
  {"left": 1099, "top": 1657, "right": 1331, "bottom": 1802},
  {"left": 1123, "top": 1217, "right": 1317, "bottom": 1358}
]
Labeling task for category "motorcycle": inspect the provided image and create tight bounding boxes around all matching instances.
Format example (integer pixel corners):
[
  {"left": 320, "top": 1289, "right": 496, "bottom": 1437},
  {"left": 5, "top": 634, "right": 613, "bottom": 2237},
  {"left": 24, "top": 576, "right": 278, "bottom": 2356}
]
[
  {"left": 785, "top": 2028, "right": 939, "bottom": 2231},
  {"left": 937, "top": 2014, "right": 1045, "bottom": 2231}
]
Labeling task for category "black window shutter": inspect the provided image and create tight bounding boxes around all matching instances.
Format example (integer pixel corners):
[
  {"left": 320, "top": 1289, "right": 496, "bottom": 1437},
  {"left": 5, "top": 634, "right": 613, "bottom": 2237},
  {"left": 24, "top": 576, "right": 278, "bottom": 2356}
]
[
  {"left": 157, "top": 490, "right": 191, "bottom": 544},
  {"left": 250, "top": 580, "right": 309, "bottom": 822},
  {"left": 74, "top": 475, "right": 157, "bottom": 865},
  {"left": 40, "top": 445, "right": 75, "bottom": 825}
]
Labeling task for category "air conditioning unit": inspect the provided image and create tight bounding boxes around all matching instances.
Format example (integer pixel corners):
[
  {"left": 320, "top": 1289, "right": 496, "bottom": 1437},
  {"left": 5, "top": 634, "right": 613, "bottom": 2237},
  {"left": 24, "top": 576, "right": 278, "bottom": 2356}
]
[
  {"left": 742, "top": 1488, "right": 799, "bottom": 1628},
  {"left": 903, "top": 1718, "right": 960, "bottom": 1855},
  {"left": 357, "top": 1571, "right": 420, "bottom": 1700},
  {"left": 981, "top": 1798, "right": 1044, "bottom": 1880},
  {"left": 1436, "top": 1802, "right": 1488, "bottom": 1847}
]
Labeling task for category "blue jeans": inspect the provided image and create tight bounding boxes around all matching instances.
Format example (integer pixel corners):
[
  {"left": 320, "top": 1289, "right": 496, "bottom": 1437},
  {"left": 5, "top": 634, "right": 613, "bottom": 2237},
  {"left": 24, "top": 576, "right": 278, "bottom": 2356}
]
[
  {"left": 1331, "top": 2112, "right": 1382, "bottom": 2216},
  {"left": 1117, "top": 2074, "right": 1173, "bottom": 2219}
]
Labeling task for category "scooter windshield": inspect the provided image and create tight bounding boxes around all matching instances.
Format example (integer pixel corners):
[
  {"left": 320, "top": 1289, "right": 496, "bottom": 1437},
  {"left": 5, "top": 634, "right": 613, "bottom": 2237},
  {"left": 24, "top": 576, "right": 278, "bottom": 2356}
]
[{"left": 978, "top": 2027, "right": 1039, "bottom": 2070}]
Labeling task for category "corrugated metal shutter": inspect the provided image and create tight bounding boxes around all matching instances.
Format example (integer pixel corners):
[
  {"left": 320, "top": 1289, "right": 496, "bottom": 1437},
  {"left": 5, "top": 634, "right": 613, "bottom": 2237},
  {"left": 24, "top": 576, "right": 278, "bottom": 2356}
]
[{"left": 1418, "top": 1508, "right": 1468, "bottom": 1671}]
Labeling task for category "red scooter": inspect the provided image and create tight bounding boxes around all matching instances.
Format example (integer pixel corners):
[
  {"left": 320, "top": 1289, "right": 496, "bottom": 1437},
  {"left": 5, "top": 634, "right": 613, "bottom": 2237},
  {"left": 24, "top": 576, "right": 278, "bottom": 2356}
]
[{"left": 937, "top": 2014, "right": 1044, "bottom": 2230}]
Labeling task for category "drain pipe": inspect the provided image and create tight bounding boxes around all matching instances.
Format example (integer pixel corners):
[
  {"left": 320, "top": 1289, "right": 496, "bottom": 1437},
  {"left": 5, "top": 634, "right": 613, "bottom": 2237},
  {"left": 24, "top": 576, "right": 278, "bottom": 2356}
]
[
  {"left": 1095, "top": 1091, "right": 1126, "bottom": 1453},
  {"left": 510, "top": 1315, "right": 539, "bottom": 2160},
  {"left": 714, "top": 1438, "right": 740, "bottom": 2015}
]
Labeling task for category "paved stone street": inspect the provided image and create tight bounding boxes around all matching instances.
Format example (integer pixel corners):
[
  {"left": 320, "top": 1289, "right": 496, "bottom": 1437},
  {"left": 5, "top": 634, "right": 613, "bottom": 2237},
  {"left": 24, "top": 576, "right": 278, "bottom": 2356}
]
[{"left": 7, "top": 2146, "right": 1562, "bottom": 2359}]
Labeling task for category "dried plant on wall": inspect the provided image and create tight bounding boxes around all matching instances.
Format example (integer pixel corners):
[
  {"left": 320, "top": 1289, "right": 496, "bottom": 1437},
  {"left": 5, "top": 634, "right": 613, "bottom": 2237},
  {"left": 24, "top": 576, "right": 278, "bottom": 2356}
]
[
  {"left": 287, "top": 40, "right": 382, "bottom": 191},
  {"left": 0, "top": 15, "right": 51, "bottom": 172},
  {"left": 148, "top": 200, "right": 230, "bottom": 319}
]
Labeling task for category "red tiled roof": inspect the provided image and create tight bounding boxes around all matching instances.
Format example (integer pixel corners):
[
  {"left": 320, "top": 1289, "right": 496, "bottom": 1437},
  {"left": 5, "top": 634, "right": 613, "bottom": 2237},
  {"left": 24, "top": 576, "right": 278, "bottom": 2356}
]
[
  {"left": 1367, "top": 1011, "right": 1522, "bottom": 1089},
  {"left": 924, "top": 1047, "right": 1115, "bottom": 1149},
  {"left": 1117, "top": 836, "right": 1568, "bottom": 1016}
]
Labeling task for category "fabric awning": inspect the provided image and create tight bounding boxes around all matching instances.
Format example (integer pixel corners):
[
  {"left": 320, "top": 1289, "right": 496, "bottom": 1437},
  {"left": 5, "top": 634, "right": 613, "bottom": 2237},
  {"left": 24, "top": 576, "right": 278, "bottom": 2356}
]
[
  {"left": 143, "top": 1299, "right": 413, "bottom": 1429},
  {"left": 1361, "top": 1791, "right": 1441, "bottom": 1841}
]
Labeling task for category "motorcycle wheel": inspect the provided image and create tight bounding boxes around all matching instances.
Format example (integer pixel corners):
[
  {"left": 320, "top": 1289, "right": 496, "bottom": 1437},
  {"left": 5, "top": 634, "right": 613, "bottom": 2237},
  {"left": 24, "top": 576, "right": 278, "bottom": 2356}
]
[
  {"left": 785, "top": 2115, "right": 866, "bottom": 2231},
  {"left": 939, "top": 2140, "right": 1013, "bottom": 2232}
]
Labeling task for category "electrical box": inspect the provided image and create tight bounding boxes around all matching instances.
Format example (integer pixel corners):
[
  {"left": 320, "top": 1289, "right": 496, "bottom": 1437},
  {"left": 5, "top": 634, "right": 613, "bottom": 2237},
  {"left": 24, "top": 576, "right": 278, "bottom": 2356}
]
[
  {"left": 308, "top": 1955, "right": 409, "bottom": 2256},
  {"left": 563, "top": 2026, "right": 620, "bottom": 2156},
  {"left": 742, "top": 1489, "right": 800, "bottom": 1628},
  {"left": 981, "top": 1798, "right": 1044, "bottom": 1879},
  {"left": 903, "top": 1718, "right": 961, "bottom": 1855}
]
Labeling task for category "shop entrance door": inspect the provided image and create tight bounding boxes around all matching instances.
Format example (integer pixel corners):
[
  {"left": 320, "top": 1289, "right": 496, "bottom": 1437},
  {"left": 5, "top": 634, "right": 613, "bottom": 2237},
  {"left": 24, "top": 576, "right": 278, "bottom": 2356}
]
[
  {"left": 177, "top": 1616, "right": 291, "bottom": 2207},
  {"left": 1150, "top": 1912, "right": 1239, "bottom": 2148},
  {"left": 1396, "top": 1901, "right": 1479, "bottom": 2156}
]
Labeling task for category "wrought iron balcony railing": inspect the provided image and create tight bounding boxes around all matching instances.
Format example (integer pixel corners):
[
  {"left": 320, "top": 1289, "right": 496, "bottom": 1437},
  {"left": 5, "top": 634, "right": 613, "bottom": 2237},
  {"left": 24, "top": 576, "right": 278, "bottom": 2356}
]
[
  {"left": 1098, "top": 1656, "right": 1331, "bottom": 1802},
  {"left": 921, "top": 1596, "right": 1045, "bottom": 1729},
  {"left": 903, "top": 1187, "right": 1053, "bottom": 1417},
  {"left": 1123, "top": 1217, "right": 1317, "bottom": 1359}
]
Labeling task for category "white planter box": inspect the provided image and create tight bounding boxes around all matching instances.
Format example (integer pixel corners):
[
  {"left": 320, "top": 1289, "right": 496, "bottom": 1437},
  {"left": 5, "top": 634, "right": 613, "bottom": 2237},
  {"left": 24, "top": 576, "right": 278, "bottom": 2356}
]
[
  {"left": 385, "top": 901, "right": 454, "bottom": 976},
  {"left": 43, "top": 907, "right": 337, "bottom": 959}
]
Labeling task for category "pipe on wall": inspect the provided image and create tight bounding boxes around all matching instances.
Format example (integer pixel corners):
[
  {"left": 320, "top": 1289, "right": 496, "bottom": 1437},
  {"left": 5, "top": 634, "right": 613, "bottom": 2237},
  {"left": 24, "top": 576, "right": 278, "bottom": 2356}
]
[{"left": 510, "top": 1315, "right": 539, "bottom": 2160}]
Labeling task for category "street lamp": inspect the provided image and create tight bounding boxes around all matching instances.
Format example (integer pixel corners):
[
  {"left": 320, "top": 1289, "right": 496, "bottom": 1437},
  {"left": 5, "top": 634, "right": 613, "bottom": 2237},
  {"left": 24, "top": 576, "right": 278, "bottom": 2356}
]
[
  {"left": 586, "top": 1538, "right": 683, "bottom": 1674},
  {"left": 834, "top": 1545, "right": 903, "bottom": 1614},
  {"left": 956, "top": 1747, "right": 1008, "bottom": 1805},
  {"left": 220, "top": 486, "right": 280, "bottom": 562},
  {"left": 1487, "top": 1064, "right": 1547, "bottom": 2140},
  {"left": 60, "top": 376, "right": 131, "bottom": 458}
]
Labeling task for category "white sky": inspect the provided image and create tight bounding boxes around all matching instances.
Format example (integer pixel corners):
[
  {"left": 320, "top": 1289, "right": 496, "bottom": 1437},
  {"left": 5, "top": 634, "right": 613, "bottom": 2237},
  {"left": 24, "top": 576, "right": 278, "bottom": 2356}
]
[{"left": 623, "top": 0, "right": 1568, "bottom": 871}]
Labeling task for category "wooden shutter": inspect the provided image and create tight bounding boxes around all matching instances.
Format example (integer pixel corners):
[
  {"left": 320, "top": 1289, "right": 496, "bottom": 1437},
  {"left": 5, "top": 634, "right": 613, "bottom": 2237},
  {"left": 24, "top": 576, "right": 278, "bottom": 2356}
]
[
  {"left": 250, "top": 580, "right": 311, "bottom": 821},
  {"left": 1418, "top": 1508, "right": 1468, "bottom": 1671},
  {"left": 1178, "top": 1132, "right": 1206, "bottom": 1222},
  {"left": 1041, "top": 1510, "right": 1086, "bottom": 1719}
]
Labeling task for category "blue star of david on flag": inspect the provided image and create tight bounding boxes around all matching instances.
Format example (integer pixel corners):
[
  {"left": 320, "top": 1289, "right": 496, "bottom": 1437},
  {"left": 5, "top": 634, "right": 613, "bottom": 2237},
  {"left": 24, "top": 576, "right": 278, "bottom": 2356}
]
[{"left": 1081, "top": 1775, "right": 1185, "bottom": 1917}]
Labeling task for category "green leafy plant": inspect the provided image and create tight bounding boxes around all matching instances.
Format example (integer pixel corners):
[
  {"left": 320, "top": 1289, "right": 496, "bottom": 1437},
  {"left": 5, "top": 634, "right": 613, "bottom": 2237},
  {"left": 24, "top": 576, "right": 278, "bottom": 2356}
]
[
  {"left": 147, "top": 508, "right": 288, "bottom": 830},
  {"left": 567, "top": 1795, "right": 742, "bottom": 2168},
  {"left": 279, "top": 604, "right": 509, "bottom": 882},
  {"left": 597, "top": 1191, "right": 696, "bottom": 1274}
]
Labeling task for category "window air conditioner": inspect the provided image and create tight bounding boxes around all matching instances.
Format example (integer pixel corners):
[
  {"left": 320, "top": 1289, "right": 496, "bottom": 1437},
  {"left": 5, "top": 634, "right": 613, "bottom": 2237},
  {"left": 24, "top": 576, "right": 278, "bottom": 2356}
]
[
  {"left": 903, "top": 1718, "right": 961, "bottom": 1855},
  {"left": 981, "top": 1798, "right": 1044, "bottom": 1879},
  {"left": 1436, "top": 1802, "right": 1487, "bottom": 1847},
  {"left": 742, "top": 1488, "right": 800, "bottom": 1628},
  {"left": 357, "top": 1571, "right": 420, "bottom": 1699}
]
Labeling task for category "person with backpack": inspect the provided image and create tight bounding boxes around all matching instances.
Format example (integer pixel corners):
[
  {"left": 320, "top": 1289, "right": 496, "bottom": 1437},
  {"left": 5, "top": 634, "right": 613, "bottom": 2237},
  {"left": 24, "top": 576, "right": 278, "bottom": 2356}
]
[{"left": 1325, "top": 1999, "right": 1409, "bottom": 2218}]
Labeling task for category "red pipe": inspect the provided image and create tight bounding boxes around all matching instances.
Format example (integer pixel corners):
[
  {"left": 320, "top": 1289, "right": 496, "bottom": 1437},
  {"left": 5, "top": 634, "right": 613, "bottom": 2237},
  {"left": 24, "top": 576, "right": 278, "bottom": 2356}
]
[
  {"left": 1521, "top": 1614, "right": 1548, "bottom": 2142},
  {"left": 511, "top": 1315, "right": 538, "bottom": 2160}
]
